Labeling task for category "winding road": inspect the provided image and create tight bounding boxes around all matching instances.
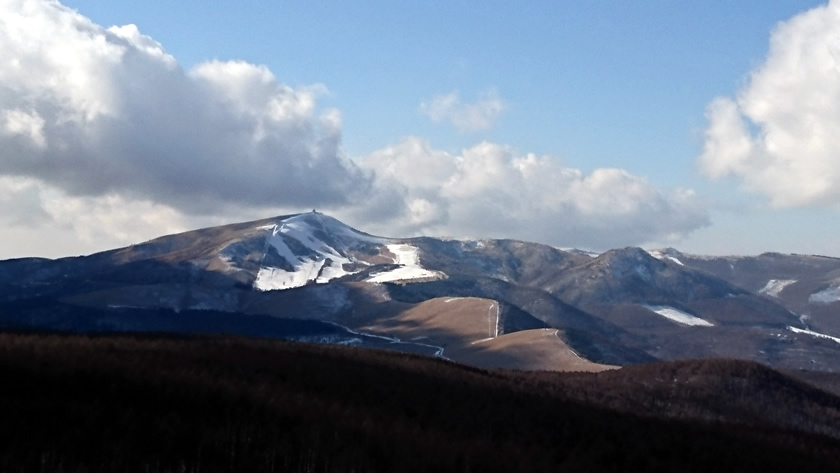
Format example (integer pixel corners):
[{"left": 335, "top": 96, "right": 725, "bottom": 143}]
[{"left": 325, "top": 321, "right": 449, "bottom": 359}]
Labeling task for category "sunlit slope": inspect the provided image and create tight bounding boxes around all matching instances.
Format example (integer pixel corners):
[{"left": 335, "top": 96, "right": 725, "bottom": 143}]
[{"left": 451, "top": 328, "right": 617, "bottom": 372}]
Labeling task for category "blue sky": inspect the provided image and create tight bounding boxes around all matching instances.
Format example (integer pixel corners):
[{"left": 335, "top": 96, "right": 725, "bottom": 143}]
[
  {"left": 62, "top": 1, "right": 808, "bottom": 161},
  {"left": 2, "top": 0, "right": 839, "bottom": 257}
]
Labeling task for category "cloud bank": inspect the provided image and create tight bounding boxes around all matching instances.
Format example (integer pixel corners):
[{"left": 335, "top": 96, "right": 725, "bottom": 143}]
[
  {"left": 0, "top": 0, "right": 369, "bottom": 215},
  {"left": 420, "top": 90, "right": 506, "bottom": 132},
  {"left": 354, "top": 138, "right": 708, "bottom": 250},
  {"left": 699, "top": 0, "right": 840, "bottom": 208},
  {"left": 0, "top": 0, "right": 708, "bottom": 257}
]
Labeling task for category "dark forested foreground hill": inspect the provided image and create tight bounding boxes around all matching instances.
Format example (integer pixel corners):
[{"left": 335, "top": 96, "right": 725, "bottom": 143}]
[{"left": 1, "top": 333, "right": 840, "bottom": 473}]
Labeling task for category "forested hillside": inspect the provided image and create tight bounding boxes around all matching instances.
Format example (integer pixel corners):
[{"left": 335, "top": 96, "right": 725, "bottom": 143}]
[{"left": 1, "top": 333, "right": 839, "bottom": 472}]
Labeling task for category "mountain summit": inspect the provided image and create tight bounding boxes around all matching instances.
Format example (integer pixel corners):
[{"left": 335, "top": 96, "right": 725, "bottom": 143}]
[{"left": 1, "top": 212, "right": 840, "bottom": 372}]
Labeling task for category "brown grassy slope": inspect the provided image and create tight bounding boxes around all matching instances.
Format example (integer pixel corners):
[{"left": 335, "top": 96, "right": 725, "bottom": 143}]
[
  {"left": 449, "top": 328, "right": 617, "bottom": 372},
  {"left": 337, "top": 296, "right": 612, "bottom": 371},
  {"left": 1, "top": 333, "right": 840, "bottom": 472},
  {"left": 352, "top": 296, "right": 500, "bottom": 341}
]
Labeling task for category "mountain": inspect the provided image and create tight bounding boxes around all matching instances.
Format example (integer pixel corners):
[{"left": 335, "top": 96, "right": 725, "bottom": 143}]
[
  {"left": 1, "top": 211, "right": 839, "bottom": 372},
  {"left": 648, "top": 248, "right": 840, "bottom": 335}
]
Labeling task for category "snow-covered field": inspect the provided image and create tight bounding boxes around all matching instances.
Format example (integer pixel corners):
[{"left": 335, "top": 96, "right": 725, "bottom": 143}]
[
  {"left": 642, "top": 305, "right": 713, "bottom": 327},
  {"left": 759, "top": 279, "right": 797, "bottom": 298},
  {"left": 366, "top": 244, "right": 443, "bottom": 283},
  {"left": 255, "top": 259, "right": 328, "bottom": 291}
]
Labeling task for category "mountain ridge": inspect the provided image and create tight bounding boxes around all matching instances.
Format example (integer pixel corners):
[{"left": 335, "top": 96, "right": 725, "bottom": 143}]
[{"left": 1, "top": 211, "right": 839, "bottom": 372}]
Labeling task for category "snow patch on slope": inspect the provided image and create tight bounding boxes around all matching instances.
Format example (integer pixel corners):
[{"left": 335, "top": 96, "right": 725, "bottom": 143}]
[
  {"left": 809, "top": 286, "right": 840, "bottom": 304},
  {"left": 646, "top": 249, "right": 684, "bottom": 266},
  {"left": 759, "top": 279, "right": 797, "bottom": 298},
  {"left": 559, "top": 247, "right": 600, "bottom": 258},
  {"left": 642, "top": 304, "right": 714, "bottom": 327},
  {"left": 789, "top": 326, "right": 840, "bottom": 345},
  {"left": 255, "top": 260, "right": 326, "bottom": 291},
  {"left": 366, "top": 244, "right": 444, "bottom": 283}
]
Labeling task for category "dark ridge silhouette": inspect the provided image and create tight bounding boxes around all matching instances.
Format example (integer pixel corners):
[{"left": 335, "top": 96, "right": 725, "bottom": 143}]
[
  {"left": 1, "top": 332, "right": 839, "bottom": 473},
  {"left": 786, "top": 368, "right": 840, "bottom": 397},
  {"left": 540, "top": 358, "right": 840, "bottom": 439}
]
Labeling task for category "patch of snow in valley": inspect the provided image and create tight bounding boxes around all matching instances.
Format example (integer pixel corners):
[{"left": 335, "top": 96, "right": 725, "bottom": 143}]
[
  {"left": 788, "top": 326, "right": 840, "bottom": 345},
  {"left": 759, "top": 279, "right": 797, "bottom": 297},
  {"left": 642, "top": 305, "right": 714, "bottom": 327},
  {"left": 366, "top": 244, "right": 444, "bottom": 283},
  {"left": 809, "top": 286, "right": 840, "bottom": 304}
]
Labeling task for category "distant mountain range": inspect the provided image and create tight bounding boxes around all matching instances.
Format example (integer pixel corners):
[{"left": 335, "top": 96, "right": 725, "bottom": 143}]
[{"left": 2, "top": 210, "right": 840, "bottom": 372}]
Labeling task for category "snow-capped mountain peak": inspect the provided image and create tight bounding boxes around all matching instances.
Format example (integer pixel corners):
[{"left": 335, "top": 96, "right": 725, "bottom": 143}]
[
  {"left": 252, "top": 212, "right": 381, "bottom": 290},
  {"left": 251, "top": 212, "right": 444, "bottom": 290}
]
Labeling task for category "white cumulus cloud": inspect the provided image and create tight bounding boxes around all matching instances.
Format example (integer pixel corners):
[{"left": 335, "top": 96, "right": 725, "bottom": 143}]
[
  {"left": 0, "top": 0, "right": 369, "bottom": 215},
  {"left": 353, "top": 138, "right": 708, "bottom": 249},
  {"left": 0, "top": 0, "right": 708, "bottom": 257},
  {"left": 420, "top": 89, "right": 506, "bottom": 132},
  {"left": 698, "top": 0, "right": 840, "bottom": 208},
  {"left": 0, "top": 176, "right": 204, "bottom": 257}
]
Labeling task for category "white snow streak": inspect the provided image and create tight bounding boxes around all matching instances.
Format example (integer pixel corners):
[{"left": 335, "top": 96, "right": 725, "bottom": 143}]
[
  {"left": 642, "top": 305, "right": 713, "bottom": 327},
  {"left": 553, "top": 329, "right": 584, "bottom": 360},
  {"left": 489, "top": 301, "right": 499, "bottom": 338},
  {"left": 759, "top": 279, "right": 797, "bottom": 298},
  {"left": 788, "top": 326, "right": 840, "bottom": 345},
  {"left": 646, "top": 250, "right": 684, "bottom": 266}
]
